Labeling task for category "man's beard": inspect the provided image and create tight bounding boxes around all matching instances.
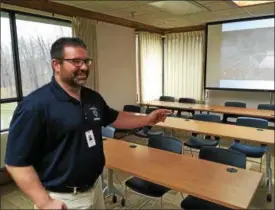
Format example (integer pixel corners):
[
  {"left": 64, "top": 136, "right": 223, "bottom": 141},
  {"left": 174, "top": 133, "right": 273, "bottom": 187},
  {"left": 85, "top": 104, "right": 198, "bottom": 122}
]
[{"left": 63, "top": 70, "right": 90, "bottom": 88}]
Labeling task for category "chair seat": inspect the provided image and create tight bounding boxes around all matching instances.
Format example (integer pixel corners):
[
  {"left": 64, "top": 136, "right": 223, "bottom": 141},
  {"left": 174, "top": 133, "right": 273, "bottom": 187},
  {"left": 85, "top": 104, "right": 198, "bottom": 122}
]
[
  {"left": 184, "top": 136, "right": 219, "bottom": 149},
  {"left": 134, "top": 129, "right": 163, "bottom": 138},
  {"left": 181, "top": 195, "right": 232, "bottom": 210},
  {"left": 125, "top": 177, "right": 170, "bottom": 198},
  {"left": 229, "top": 143, "right": 267, "bottom": 158}
]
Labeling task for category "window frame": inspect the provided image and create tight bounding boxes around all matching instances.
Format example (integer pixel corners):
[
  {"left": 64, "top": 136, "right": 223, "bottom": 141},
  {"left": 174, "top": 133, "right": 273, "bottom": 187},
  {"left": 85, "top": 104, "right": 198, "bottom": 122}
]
[{"left": 0, "top": 9, "right": 71, "bottom": 132}]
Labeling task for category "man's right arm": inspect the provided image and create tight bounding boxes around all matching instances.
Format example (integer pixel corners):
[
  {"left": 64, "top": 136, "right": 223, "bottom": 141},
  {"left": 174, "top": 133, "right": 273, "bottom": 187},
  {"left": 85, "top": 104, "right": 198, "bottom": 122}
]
[
  {"left": 5, "top": 165, "right": 53, "bottom": 208},
  {"left": 4, "top": 103, "right": 65, "bottom": 209}
]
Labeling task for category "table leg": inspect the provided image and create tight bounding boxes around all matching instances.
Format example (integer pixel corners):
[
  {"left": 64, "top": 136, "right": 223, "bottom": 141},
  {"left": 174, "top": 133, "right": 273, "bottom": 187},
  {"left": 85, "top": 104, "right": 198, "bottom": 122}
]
[
  {"left": 106, "top": 168, "right": 124, "bottom": 199},
  {"left": 265, "top": 148, "right": 273, "bottom": 202}
]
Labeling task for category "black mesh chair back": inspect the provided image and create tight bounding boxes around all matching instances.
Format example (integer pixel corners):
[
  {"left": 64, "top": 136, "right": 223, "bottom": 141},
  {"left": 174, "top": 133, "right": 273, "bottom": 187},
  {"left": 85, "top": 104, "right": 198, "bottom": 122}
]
[
  {"left": 193, "top": 114, "right": 221, "bottom": 123},
  {"left": 178, "top": 98, "right": 196, "bottom": 104},
  {"left": 258, "top": 104, "right": 275, "bottom": 111},
  {"left": 199, "top": 146, "right": 246, "bottom": 169},
  {"left": 123, "top": 105, "right": 141, "bottom": 113},
  {"left": 159, "top": 96, "right": 175, "bottom": 102},
  {"left": 224, "top": 101, "right": 246, "bottom": 108},
  {"left": 148, "top": 135, "right": 182, "bottom": 154}
]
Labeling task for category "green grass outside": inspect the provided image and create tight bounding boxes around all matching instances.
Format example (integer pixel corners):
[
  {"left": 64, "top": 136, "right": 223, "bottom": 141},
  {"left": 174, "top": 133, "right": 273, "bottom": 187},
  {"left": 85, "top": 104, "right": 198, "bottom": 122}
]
[{"left": 0, "top": 103, "right": 17, "bottom": 130}]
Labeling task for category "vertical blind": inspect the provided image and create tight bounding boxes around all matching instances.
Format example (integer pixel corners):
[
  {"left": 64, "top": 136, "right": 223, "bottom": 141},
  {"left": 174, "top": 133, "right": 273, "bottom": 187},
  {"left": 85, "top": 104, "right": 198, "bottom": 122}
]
[
  {"left": 138, "top": 32, "right": 163, "bottom": 103},
  {"left": 164, "top": 31, "right": 204, "bottom": 102}
]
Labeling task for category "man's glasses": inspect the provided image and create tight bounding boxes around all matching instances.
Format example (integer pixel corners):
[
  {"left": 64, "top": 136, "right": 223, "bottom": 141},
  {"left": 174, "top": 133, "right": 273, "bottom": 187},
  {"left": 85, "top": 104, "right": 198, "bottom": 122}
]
[{"left": 61, "top": 58, "right": 93, "bottom": 67}]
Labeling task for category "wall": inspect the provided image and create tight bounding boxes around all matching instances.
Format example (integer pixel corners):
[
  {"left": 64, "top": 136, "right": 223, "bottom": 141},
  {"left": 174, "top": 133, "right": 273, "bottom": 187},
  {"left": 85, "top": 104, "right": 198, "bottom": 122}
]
[
  {"left": 205, "top": 90, "right": 274, "bottom": 108},
  {"left": 96, "top": 22, "right": 137, "bottom": 111}
]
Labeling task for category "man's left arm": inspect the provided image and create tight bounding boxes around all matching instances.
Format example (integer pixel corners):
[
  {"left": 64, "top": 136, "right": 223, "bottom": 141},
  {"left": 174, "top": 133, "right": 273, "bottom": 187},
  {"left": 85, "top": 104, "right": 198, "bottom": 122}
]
[
  {"left": 112, "top": 111, "right": 150, "bottom": 129},
  {"left": 112, "top": 109, "right": 171, "bottom": 129},
  {"left": 98, "top": 93, "right": 170, "bottom": 129}
]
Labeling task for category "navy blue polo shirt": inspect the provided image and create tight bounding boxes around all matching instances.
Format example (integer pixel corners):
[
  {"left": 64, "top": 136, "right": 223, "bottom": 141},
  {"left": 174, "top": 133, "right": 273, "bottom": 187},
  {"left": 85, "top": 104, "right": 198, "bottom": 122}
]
[{"left": 5, "top": 77, "right": 119, "bottom": 188}]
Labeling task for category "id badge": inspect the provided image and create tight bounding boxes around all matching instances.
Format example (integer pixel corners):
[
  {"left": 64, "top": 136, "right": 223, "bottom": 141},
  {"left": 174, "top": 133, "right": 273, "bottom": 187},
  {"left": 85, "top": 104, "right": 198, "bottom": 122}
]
[{"left": 85, "top": 130, "right": 96, "bottom": 148}]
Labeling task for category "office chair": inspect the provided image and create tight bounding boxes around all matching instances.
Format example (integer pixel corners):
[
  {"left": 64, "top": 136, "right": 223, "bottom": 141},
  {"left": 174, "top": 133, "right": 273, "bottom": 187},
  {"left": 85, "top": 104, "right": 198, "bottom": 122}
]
[
  {"left": 159, "top": 96, "right": 175, "bottom": 102},
  {"left": 180, "top": 146, "right": 246, "bottom": 210},
  {"left": 229, "top": 117, "right": 268, "bottom": 172},
  {"left": 258, "top": 104, "right": 275, "bottom": 129},
  {"left": 222, "top": 101, "right": 246, "bottom": 124},
  {"left": 183, "top": 114, "right": 221, "bottom": 156},
  {"left": 111, "top": 105, "right": 142, "bottom": 138},
  {"left": 177, "top": 97, "right": 196, "bottom": 118},
  {"left": 124, "top": 135, "right": 183, "bottom": 209},
  {"left": 134, "top": 107, "right": 164, "bottom": 139},
  {"left": 258, "top": 104, "right": 275, "bottom": 111}
]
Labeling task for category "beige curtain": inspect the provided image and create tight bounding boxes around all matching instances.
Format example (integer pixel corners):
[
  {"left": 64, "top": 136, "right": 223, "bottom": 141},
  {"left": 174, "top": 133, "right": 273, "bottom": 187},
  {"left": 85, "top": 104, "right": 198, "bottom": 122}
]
[
  {"left": 72, "top": 16, "right": 98, "bottom": 91},
  {"left": 138, "top": 32, "right": 163, "bottom": 103},
  {"left": 164, "top": 31, "right": 204, "bottom": 102}
]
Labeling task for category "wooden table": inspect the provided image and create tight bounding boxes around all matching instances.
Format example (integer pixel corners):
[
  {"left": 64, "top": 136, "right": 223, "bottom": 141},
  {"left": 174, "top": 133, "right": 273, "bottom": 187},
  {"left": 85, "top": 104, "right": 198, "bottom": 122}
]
[
  {"left": 156, "top": 117, "right": 274, "bottom": 145},
  {"left": 104, "top": 139, "right": 263, "bottom": 209},
  {"left": 142, "top": 101, "right": 275, "bottom": 119},
  {"left": 155, "top": 116, "right": 274, "bottom": 202}
]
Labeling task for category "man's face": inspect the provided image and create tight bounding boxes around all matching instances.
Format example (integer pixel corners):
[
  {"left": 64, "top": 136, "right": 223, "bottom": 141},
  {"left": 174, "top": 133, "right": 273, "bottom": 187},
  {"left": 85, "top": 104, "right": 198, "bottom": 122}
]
[{"left": 52, "top": 46, "right": 92, "bottom": 87}]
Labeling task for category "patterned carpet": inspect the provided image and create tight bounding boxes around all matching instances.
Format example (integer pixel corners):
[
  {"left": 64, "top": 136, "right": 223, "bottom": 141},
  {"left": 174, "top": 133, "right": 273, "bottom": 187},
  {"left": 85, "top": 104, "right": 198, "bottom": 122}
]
[{"left": 1, "top": 132, "right": 274, "bottom": 209}]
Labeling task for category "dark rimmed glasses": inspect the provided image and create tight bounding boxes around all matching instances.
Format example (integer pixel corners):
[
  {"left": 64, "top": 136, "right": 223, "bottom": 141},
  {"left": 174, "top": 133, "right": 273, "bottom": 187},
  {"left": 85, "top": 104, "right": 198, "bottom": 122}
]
[{"left": 61, "top": 58, "right": 93, "bottom": 67}]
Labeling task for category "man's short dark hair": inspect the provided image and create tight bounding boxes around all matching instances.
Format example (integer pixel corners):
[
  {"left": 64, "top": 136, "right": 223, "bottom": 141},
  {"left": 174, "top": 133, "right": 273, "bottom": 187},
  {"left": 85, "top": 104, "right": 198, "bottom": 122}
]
[{"left": 50, "top": 37, "right": 87, "bottom": 60}]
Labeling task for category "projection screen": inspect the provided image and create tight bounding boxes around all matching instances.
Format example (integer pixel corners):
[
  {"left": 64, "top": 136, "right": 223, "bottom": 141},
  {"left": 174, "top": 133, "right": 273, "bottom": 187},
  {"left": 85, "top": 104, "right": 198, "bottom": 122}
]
[{"left": 205, "top": 16, "right": 274, "bottom": 92}]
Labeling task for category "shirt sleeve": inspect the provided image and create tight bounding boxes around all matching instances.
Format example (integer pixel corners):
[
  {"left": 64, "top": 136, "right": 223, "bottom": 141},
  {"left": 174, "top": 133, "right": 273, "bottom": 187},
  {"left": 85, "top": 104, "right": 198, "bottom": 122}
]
[
  {"left": 5, "top": 102, "right": 44, "bottom": 167},
  {"left": 99, "top": 95, "right": 119, "bottom": 127}
]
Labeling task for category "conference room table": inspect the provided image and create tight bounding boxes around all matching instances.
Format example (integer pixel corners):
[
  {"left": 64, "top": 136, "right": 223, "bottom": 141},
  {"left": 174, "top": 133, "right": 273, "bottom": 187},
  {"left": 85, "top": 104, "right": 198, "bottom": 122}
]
[
  {"left": 104, "top": 139, "right": 263, "bottom": 209},
  {"left": 154, "top": 116, "right": 274, "bottom": 202},
  {"left": 141, "top": 100, "right": 275, "bottom": 119}
]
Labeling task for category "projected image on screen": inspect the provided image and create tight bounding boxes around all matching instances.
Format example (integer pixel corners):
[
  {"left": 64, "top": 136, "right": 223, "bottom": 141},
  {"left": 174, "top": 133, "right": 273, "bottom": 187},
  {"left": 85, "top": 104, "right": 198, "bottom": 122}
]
[{"left": 206, "top": 17, "right": 274, "bottom": 91}]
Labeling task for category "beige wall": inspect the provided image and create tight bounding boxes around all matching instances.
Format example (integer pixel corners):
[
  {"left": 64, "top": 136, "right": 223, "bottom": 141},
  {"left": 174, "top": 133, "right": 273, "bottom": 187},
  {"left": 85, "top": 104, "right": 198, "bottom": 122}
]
[
  {"left": 205, "top": 90, "right": 274, "bottom": 108},
  {"left": 206, "top": 25, "right": 222, "bottom": 88},
  {"left": 96, "top": 22, "right": 137, "bottom": 111}
]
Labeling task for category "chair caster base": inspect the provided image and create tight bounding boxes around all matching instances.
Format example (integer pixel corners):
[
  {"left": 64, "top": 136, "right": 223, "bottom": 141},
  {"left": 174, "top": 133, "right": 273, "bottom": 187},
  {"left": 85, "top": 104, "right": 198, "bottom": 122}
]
[
  {"left": 266, "top": 194, "right": 272, "bottom": 202},
  {"left": 121, "top": 198, "right": 125, "bottom": 207},
  {"left": 112, "top": 195, "right": 117, "bottom": 203}
]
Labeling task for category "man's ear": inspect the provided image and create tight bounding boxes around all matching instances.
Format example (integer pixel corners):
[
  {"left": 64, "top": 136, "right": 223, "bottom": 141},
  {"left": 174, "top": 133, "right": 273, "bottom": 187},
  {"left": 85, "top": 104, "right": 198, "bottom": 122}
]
[{"left": 52, "top": 59, "right": 61, "bottom": 73}]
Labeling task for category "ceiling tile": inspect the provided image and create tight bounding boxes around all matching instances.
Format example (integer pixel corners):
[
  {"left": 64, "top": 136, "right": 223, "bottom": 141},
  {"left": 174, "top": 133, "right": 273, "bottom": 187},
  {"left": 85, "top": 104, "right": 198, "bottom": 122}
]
[
  {"left": 53, "top": 0, "right": 274, "bottom": 29},
  {"left": 53, "top": 0, "right": 112, "bottom": 12},
  {"left": 182, "top": 11, "right": 220, "bottom": 23},
  {"left": 115, "top": 4, "right": 160, "bottom": 16},
  {"left": 161, "top": 18, "right": 193, "bottom": 27},
  {"left": 103, "top": 10, "right": 134, "bottom": 19},
  {"left": 153, "top": 22, "right": 178, "bottom": 29},
  {"left": 95, "top": 0, "right": 146, "bottom": 10},
  {"left": 195, "top": 1, "right": 220, "bottom": 6},
  {"left": 204, "top": 2, "right": 237, "bottom": 11},
  {"left": 244, "top": 3, "right": 275, "bottom": 16}
]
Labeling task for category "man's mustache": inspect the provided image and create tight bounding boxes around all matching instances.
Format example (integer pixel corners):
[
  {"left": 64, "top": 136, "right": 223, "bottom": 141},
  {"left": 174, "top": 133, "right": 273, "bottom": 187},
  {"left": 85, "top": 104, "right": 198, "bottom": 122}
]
[{"left": 73, "top": 70, "right": 89, "bottom": 78}]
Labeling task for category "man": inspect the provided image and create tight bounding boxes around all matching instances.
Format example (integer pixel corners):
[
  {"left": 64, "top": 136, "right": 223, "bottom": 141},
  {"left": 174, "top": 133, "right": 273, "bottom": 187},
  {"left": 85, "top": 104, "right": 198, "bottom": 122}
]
[{"left": 5, "top": 37, "right": 170, "bottom": 210}]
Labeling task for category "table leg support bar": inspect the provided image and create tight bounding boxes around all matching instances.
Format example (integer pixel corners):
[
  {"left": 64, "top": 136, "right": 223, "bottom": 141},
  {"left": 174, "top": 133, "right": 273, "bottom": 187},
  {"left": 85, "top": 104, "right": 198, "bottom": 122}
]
[{"left": 106, "top": 169, "right": 124, "bottom": 198}]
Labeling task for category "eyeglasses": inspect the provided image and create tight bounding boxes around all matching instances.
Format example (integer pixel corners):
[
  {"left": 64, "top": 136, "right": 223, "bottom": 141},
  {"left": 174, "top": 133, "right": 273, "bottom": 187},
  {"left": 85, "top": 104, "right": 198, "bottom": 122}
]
[{"left": 61, "top": 58, "right": 93, "bottom": 67}]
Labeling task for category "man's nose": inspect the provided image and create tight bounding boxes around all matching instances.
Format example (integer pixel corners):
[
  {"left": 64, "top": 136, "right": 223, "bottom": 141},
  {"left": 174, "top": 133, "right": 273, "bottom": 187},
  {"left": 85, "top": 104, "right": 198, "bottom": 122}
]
[{"left": 80, "top": 62, "right": 89, "bottom": 70}]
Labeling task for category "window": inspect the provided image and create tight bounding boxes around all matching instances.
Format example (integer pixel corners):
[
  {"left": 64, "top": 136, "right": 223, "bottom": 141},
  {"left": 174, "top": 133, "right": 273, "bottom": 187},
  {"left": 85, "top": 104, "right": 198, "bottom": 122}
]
[
  {"left": 0, "top": 9, "right": 72, "bottom": 131},
  {"left": 1, "top": 12, "right": 16, "bottom": 99},
  {"left": 16, "top": 14, "right": 71, "bottom": 96}
]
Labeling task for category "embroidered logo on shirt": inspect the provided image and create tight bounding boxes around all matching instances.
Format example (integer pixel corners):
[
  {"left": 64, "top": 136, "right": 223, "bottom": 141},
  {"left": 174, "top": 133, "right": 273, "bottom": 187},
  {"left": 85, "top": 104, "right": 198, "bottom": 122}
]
[{"left": 89, "top": 106, "right": 100, "bottom": 121}]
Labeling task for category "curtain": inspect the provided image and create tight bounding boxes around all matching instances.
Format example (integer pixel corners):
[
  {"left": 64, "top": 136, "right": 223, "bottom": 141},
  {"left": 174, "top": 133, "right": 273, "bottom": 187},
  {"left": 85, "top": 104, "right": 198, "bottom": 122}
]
[
  {"left": 138, "top": 32, "right": 163, "bottom": 103},
  {"left": 72, "top": 16, "right": 98, "bottom": 91},
  {"left": 164, "top": 31, "right": 204, "bottom": 102}
]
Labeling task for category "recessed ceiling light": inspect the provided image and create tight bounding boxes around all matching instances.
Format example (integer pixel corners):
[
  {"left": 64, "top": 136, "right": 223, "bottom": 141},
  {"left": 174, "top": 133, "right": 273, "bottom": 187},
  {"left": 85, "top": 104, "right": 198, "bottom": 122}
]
[
  {"left": 149, "top": 1, "right": 208, "bottom": 16},
  {"left": 232, "top": 0, "right": 274, "bottom": 7}
]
